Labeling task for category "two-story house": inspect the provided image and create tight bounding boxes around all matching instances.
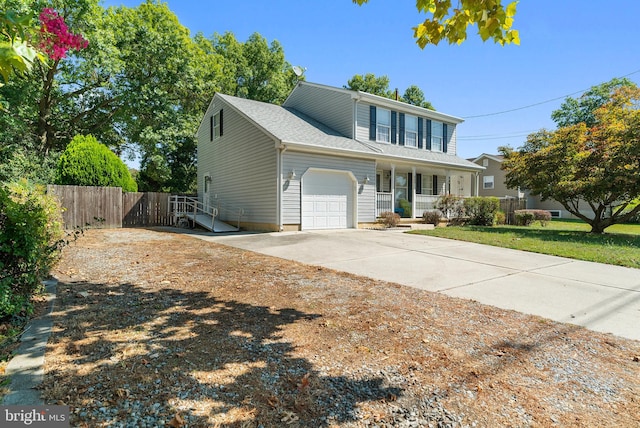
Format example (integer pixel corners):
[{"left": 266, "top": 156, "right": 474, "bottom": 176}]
[{"left": 196, "top": 81, "right": 483, "bottom": 231}]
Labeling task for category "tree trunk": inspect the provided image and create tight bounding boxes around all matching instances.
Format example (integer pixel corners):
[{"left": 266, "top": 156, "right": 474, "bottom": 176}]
[{"left": 37, "top": 61, "right": 59, "bottom": 155}]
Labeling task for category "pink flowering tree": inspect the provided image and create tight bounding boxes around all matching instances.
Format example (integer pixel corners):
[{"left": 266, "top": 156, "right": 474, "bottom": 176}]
[
  {"left": 37, "top": 8, "right": 88, "bottom": 61},
  {"left": 0, "top": 7, "right": 87, "bottom": 85}
]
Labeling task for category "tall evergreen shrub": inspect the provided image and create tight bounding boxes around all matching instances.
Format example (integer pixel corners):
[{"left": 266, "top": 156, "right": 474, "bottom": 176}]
[{"left": 55, "top": 135, "right": 137, "bottom": 192}]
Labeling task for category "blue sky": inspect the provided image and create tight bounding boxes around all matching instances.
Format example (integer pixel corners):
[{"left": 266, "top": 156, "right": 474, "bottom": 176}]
[{"left": 103, "top": 0, "right": 640, "bottom": 159}]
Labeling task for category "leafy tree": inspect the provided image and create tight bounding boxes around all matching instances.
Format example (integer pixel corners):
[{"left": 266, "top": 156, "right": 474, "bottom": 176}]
[
  {"left": 209, "top": 31, "right": 297, "bottom": 104},
  {"left": 345, "top": 73, "right": 393, "bottom": 98},
  {"left": 402, "top": 85, "right": 435, "bottom": 110},
  {"left": 500, "top": 86, "right": 640, "bottom": 234},
  {"left": 1, "top": 0, "right": 298, "bottom": 192},
  {"left": 345, "top": 73, "right": 436, "bottom": 109},
  {"left": 353, "top": 0, "right": 519, "bottom": 47},
  {"left": 55, "top": 134, "right": 137, "bottom": 191},
  {"left": 551, "top": 77, "right": 637, "bottom": 128},
  {"left": 0, "top": 9, "right": 43, "bottom": 85}
]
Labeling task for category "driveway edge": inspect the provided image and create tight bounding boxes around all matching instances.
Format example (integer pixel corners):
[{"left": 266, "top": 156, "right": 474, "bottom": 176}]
[{"left": 2, "top": 278, "right": 57, "bottom": 405}]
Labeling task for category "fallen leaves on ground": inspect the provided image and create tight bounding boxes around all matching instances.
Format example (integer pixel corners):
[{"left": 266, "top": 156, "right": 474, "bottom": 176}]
[{"left": 40, "top": 228, "right": 640, "bottom": 427}]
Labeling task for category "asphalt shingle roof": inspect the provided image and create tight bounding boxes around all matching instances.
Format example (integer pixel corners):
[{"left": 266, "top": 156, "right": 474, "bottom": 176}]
[{"left": 217, "top": 93, "right": 482, "bottom": 170}]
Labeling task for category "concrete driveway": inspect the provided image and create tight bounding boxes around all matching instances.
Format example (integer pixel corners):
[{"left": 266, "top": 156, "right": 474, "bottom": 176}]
[{"left": 192, "top": 228, "right": 640, "bottom": 341}]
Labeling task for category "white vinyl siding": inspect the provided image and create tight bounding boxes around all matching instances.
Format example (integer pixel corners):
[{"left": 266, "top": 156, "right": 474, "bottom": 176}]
[
  {"left": 405, "top": 114, "right": 418, "bottom": 147},
  {"left": 197, "top": 102, "right": 278, "bottom": 225},
  {"left": 282, "top": 151, "right": 376, "bottom": 225}
]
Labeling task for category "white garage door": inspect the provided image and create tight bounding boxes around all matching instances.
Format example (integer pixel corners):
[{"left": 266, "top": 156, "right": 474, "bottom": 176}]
[{"left": 302, "top": 170, "right": 353, "bottom": 230}]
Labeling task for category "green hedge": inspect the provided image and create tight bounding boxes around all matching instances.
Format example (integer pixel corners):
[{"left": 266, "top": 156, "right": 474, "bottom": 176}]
[
  {"left": 0, "top": 180, "right": 65, "bottom": 319},
  {"left": 463, "top": 197, "right": 501, "bottom": 226},
  {"left": 55, "top": 135, "right": 137, "bottom": 192}
]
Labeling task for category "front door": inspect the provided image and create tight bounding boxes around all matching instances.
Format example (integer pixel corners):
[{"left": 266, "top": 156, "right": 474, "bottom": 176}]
[
  {"left": 203, "top": 174, "right": 211, "bottom": 212},
  {"left": 395, "top": 173, "right": 408, "bottom": 213}
]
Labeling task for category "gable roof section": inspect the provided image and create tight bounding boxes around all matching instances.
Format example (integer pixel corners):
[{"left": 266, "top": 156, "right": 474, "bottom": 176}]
[
  {"left": 470, "top": 153, "right": 505, "bottom": 163},
  {"left": 286, "top": 81, "right": 464, "bottom": 125},
  {"left": 213, "top": 92, "right": 482, "bottom": 171}
]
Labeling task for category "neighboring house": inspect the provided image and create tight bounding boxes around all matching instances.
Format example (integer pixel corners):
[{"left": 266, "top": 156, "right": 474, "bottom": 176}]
[
  {"left": 196, "top": 81, "right": 484, "bottom": 232},
  {"left": 469, "top": 154, "right": 523, "bottom": 199},
  {"left": 470, "top": 153, "right": 581, "bottom": 219}
]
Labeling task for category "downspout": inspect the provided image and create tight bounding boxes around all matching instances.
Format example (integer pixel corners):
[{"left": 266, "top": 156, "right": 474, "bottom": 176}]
[{"left": 277, "top": 144, "right": 287, "bottom": 231}]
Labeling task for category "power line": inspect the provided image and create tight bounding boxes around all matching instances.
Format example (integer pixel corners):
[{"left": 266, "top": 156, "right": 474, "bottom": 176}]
[
  {"left": 461, "top": 68, "right": 640, "bottom": 119},
  {"left": 457, "top": 131, "right": 537, "bottom": 141}
]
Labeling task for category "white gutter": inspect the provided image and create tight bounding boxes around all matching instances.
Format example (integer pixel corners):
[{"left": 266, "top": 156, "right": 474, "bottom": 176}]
[{"left": 279, "top": 140, "right": 484, "bottom": 172}]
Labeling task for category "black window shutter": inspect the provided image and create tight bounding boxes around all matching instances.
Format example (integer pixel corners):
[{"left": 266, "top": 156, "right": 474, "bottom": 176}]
[
  {"left": 391, "top": 111, "right": 397, "bottom": 144},
  {"left": 408, "top": 173, "right": 412, "bottom": 202},
  {"left": 416, "top": 173, "right": 422, "bottom": 194},
  {"left": 210, "top": 115, "right": 213, "bottom": 141},
  {"left": 443, "top": 123, "right": 448, "bottom": 153},
  {"left": 417, "top": 118, "right": 423, "bottom": 149},
  {"left": 426, "top": 119, "right": 432, "bottom": 150},
  {"left": 369, "top": 106, "right": 376, "bottom": 140},
  {"left": 432, "top": 175, "right": 438, "bottom": 195},
  {"left": 399, "top": 113, "right": 405, "bottom": 146},
  {"left": 219, "top": 109, "right": 223, "bottom": 137}
]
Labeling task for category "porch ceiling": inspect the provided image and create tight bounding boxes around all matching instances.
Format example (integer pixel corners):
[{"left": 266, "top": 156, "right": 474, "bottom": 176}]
[{"left": 375, "top": 162, "right": 472, "bottom": 176}]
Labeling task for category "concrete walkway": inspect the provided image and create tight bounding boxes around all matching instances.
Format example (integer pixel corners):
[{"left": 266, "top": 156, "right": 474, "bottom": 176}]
[
  {"left": 3, "top": 279, "right": 58, "bottom": 405},
  {"left": 193, "top": 228, "right": 640, "bottom": 341}
]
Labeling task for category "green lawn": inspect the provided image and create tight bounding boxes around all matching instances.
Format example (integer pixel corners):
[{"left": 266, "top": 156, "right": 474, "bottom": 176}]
[{"left": 409, "top": 219, "right": 640, "bottom": 269}]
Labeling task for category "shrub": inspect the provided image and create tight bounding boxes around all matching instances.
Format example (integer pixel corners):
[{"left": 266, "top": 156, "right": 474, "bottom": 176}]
[
  {"left": 422, "top": 210, "right": 441, "bottom": 226},
  {"left": 533, "top": 210, "right": 552, "bottom": 226},
  {"left": 56, "top": 134, "right": 138, "bottom": 192},
  {"left": 435, "top": 194, "right": 465, "bottom": 220},
  {"left": 494, "top": 211, "right": 506, "bottom": 225},
  {"left": 398, "top": 199, "right": 412, "bottom": 218},
  {"left": 515, "top": 209, "right": 551, "bottom": 226},
  {"left": 463, "top": 197, "right": 500, "bottom": 226},
  {"left": 0, "top": 180, "right": 65, "bottom": 319},
  {"left": 378, "top": 211, "right": 400, "bottom": 228}
]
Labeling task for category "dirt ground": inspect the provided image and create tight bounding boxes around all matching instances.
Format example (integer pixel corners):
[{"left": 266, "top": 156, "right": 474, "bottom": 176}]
[{"left": 39, "top": 228, "right": 640, "bottom": 427}]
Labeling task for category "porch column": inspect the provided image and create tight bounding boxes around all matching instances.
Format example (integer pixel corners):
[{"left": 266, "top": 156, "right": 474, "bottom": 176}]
[
  {"left": 475, "top": 172, "right": 480, "bottom": 196},
  {"left": 445, "top": 169, "right": 451, "bottom": 195},
  {"left": 411, "top": 167, "right": 417, "bottom": 219},
  {"left": 390, "top": 164, "right": 395, "bottom": 213}
]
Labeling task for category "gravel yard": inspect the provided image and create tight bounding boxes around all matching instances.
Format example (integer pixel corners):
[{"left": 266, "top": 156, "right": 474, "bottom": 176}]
[{"left": 40, "top": 228, "right": 640, "bottom": 427}]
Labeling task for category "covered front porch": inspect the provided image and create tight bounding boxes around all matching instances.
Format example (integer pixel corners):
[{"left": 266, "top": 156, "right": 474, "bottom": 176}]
[{"left": 374, "top": 163, "right": 479, "bottom": 219}]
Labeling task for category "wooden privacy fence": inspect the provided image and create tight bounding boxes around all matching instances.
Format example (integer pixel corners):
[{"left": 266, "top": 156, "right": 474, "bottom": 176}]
[
  {"left": 500, "top": 197, "right": 527, "bottom": 225},
  {"left": 47, "top": 185, "right": 173, "bottom": 229}
]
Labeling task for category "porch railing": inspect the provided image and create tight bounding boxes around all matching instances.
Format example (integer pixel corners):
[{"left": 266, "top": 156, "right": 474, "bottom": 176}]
[
  {"left": 376, "top": 193, "right": 441, "bottom": 218},
  {"left": 415, "top": 195, "right": 439, "bottom": 214},
  {"left": 376, "top": 192, "right": 393, "bottom": 217}
]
